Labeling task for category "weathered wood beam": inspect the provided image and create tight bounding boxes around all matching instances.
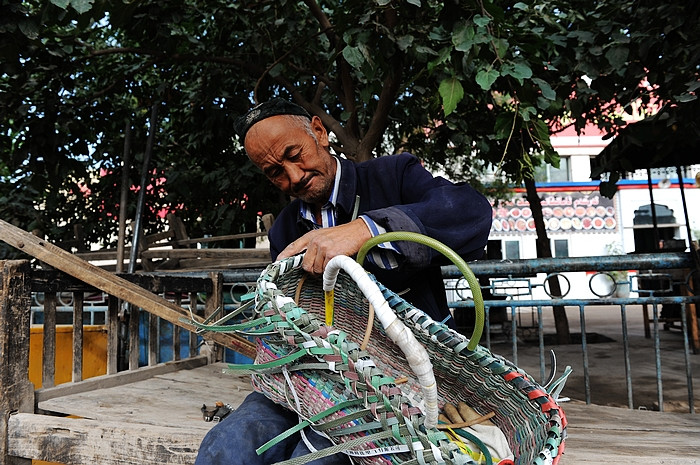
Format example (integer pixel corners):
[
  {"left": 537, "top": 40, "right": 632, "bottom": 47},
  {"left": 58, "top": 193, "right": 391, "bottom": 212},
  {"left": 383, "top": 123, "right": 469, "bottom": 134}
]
[
  {"left": 35, "top": 355, "right": 208, "bottom": 403},
  {"left": 141, "top": 248, "right": 270, "bottom": 260},
  {"left": 0, "top": 219, "right": 256, "bottom": 359},
  {"left": 8, "top": 414, "right": 202, "bottom": 465},
  {"left": 0, "top": 260, "right": 34, "bottom": 465}
]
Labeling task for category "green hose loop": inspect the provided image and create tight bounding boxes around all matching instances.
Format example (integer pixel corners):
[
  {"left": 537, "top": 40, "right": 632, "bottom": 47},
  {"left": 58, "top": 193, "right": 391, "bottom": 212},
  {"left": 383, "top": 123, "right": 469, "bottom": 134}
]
[{"left": 356, "top": 231, "right": 484, "bottom": 350}]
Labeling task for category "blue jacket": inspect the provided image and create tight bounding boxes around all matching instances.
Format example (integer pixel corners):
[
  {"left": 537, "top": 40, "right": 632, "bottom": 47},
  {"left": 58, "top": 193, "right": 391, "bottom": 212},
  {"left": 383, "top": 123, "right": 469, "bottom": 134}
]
[{"left": 268, "top": 152, "right": 493, "bottom": 327}]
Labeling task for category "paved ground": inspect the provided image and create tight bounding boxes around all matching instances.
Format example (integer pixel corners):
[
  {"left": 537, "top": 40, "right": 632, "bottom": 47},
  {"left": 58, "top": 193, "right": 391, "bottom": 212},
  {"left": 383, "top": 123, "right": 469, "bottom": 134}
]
[{"left": 484, "top": 304, "right": 699, "bottom": 412}]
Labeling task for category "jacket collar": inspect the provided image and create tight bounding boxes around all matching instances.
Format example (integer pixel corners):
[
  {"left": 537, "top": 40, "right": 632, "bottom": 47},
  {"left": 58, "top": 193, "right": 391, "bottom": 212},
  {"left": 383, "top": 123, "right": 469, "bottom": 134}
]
[{"left": 335, "top": 157, "right": 359, "bottom": 223}]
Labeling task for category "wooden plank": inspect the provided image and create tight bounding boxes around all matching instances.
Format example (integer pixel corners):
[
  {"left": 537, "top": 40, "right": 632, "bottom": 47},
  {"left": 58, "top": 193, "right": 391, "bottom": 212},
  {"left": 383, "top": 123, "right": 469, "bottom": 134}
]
[
  {"left": 129, "top": 304, "right": 140, "bottom": 370},
  {"left": 189, "top": 292, "right": 199, "bottom": 358},
  {"left": 42, "top": 292, "right": 57, "bottom": 388},
  {"left": 31, "top": 270, "right": 213, "bottom": 294},
  {"left": 37, "top": 362, "right": 253, "bottom": 428},
  {"left": 560, "top": 401, "right": 700, "bottom": 464},
  {"left": 106, "top": 295, "right": 119, "bottom": 374},
  {"left": 72, "top": 291, "right": 84, "bottom": 382},
  {"left": 175, "top": 258, "right": 271, "bottom": 270},
  {"left": 76, "top": 249, "right": 133, "bottom": 261},
  {"left": 8, "top": 413, "right": 203, "bottom": 465},
  {"left": 205, "top": 272, "right": 224, "bottom": 362},
  {"left": 173, "top": 294, "right": 182, "bottom": 361},
  {"left": 35, "top": 355, "right": 209, "bottom": 403},
  {"left": 175, "top": 231, "right": 268, "bottom": 246},
  {"left": 24, "top": 360, "right": 700, "bottom": 465},
  {"left": 0, "top": 260, "right": 34, "bottom": 465},
  {"left": 141, "top": 247, "right": 270, "bottom": 260},
  {"left": 149, "top": 311, "right": 158, "bottom": 366},
  {"left": 0, "top": 219, "right": 256, "bottom": 359}
]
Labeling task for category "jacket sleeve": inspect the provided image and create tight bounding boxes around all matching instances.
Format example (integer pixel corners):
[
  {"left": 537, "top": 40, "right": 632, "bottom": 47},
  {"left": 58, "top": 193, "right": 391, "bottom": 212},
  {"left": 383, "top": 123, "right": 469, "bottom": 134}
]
[{"left": 360, "top": 153, "right": 493, "bottom": 266}]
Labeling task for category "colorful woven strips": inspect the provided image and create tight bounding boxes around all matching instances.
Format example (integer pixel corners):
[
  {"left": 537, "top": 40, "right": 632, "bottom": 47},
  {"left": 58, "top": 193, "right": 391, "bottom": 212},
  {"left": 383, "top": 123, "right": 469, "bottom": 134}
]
[{"left": 213, "top": 255, "right": 567, "bottom": 465}]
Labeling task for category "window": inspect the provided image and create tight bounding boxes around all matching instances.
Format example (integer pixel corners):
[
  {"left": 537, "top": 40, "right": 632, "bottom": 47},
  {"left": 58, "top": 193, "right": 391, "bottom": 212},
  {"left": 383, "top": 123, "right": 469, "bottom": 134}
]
[
  {"left": 504, "top": 240, "right": 521, "bottom": 260},
  {"left": 535, "top": 156, "right": 570, "bottom": 183},
  {"left": 553, "top": 239, "right": 569, "bottom": 258}
]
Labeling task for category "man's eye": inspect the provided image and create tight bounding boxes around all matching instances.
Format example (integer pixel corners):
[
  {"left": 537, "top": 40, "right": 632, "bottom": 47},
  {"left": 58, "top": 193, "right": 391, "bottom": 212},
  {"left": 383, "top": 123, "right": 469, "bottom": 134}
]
[
  {"left": 267, "top": 167, "right": 283, "bottom": 179},
  {"left": 289, "top": 151, "right": 302, "bottom": 161}
]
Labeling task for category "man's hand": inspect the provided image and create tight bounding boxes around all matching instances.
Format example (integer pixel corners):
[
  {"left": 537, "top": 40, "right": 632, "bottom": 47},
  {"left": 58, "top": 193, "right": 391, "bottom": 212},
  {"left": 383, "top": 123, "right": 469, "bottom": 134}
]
[{"left": 278, "top": 219, "right": 372, "bottom": 274}]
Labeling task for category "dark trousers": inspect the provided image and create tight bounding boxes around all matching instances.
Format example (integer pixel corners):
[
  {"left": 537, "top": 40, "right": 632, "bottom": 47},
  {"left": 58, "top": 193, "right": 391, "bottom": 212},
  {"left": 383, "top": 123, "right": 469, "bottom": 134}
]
[{"left": 195, "top": 391, "right": 351, "bottom": 465}]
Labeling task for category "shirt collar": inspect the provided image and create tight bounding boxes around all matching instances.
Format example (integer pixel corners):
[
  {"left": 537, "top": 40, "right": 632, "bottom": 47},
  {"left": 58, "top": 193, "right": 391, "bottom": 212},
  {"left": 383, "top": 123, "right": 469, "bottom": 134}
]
[{"left": 299, "top": 157, "right": 341, "bottom": 226}]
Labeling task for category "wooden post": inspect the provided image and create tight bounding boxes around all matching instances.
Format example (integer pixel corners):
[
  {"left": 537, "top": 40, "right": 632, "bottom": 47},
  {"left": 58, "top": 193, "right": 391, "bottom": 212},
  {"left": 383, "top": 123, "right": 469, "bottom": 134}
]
[
  {"left": 106, "top": 295, "right": 119, "bottom": 375},
  {"left": 189, "top": 292, "right": 199, "bottom": 358},
  {"left": 41, "top": 292, "right": 56, "bottom": 388},
  {"left": 205, "top": 272, "right": 224, "bottom": 362},
  {"left": 0, "top": 260, "right": 34, "bottom": 465},
  {"left": 72, "top": 291, "right": 84, "bottom": 383}
]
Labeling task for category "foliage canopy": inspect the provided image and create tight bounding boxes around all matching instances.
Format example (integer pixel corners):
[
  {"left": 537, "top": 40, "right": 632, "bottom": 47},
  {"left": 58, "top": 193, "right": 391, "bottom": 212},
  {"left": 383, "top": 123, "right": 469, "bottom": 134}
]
[{"left": 1, "top": 0, "right": 697, "bottom": 254}]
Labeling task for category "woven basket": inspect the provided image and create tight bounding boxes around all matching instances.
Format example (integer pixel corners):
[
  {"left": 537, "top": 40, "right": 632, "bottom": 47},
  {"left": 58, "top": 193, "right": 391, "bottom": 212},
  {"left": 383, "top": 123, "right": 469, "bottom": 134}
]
[{"left": 202, "top": 235, "right": 567, "bottom": 465}]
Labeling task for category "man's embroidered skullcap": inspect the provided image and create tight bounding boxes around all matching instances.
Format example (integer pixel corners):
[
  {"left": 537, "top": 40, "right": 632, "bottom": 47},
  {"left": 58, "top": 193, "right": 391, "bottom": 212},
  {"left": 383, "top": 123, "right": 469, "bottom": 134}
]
[{"left": 234, "top": 98, "right": 312, "bottom": 140}]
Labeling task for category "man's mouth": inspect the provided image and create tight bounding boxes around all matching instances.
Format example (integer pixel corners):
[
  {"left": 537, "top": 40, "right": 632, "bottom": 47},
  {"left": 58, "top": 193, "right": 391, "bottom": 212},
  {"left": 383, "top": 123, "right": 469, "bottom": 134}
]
[{"left": 293, "top": 176, "right": 314, "bottom": 196}]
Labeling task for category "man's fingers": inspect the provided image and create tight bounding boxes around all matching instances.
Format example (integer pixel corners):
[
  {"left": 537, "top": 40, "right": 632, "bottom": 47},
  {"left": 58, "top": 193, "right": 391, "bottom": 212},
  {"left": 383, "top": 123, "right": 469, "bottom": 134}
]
[
  {"left": 278, "top": 239, "right": 307, "bottom": 260},
  {"left": 301, "top": 242, "right": 323, "bottom": 274}
]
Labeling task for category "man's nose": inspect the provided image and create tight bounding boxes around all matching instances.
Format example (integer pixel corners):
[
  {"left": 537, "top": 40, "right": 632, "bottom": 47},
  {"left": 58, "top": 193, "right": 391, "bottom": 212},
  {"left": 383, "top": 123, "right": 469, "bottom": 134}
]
[{"left": 286, "top": 163, "right": 304, "bottom": 184}]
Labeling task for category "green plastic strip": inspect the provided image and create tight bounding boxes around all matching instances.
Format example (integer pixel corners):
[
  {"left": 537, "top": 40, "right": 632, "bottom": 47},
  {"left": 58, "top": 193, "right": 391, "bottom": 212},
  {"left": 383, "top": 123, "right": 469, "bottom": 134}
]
[
  {"left": 257, "top": 396, "right": 380, "bottom": 454},
  {"left": 356, "top": 231, "right": 484, "bottom": 350}
]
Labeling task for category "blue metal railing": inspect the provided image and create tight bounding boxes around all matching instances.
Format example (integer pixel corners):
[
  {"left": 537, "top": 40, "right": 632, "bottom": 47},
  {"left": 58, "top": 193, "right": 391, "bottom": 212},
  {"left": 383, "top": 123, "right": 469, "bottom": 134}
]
[
  {"left": 39, "top": 252, "right": 697, "bottom": 413},
  {"left": 443, "top": 252, "right": 698, "bottom": 414}
]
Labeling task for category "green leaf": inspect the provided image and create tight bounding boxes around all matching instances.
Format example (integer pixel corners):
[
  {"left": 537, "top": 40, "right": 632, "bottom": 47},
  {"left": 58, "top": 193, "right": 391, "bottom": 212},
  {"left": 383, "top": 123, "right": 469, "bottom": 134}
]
[
  {"left": 475, "top": 68, "right": 499, "bottom": 91},
  {"left": 536, "top": 96, "right": 551, "bottom": 110},
  {"left": 513, "top": 2, "right": 528, "bottom": 10},
  {"left": 675, "top": 93, "right": 697, "bottom": 103},
  {"left": 428, "top": 47, "right": 451, "bottom": 72},
  {"left": 70, "top": 0, "right": 95, "bottom": 14},
  {"left": 473, "top": 15, "right": 491, "bottom": 27},
  {"left": 452, "top": 22, "right": 475, "bottom": 52},
  {"left": 494, "top": 113, "right": 515, "bottom": 139},
  {"left": 17, "top": 20, "right": 39, "bottom": 40},
  {"left": 494, "top": 38, "right": 509, "bottom": 60},
  {"left": 342, "top": 46, "right": 365, "bottom": 69},
  {"left": 407, "top": 0, "right": 421, "bottom": 6},
  {"left": 502, "top": 61, "right": 532, "bottom": 84},
  {"left": 415, "top": 45, "right": 438, "bottom": 56},
  {"left": 531, "top": 119, "right": 550, "bottom": 141},
  {"left": 511, "top": 62, "right": 532, "bottom": 80},
  {"left": 532, "top": 77, "right": 556, "bottom": 100},
  {"left": 605, "top": 46, "right": 629, "bottom": 69},
  {"left": 599, "top": 180, "right": 619, "bottom": 199},
  {"left": 439, "top": 77, "right": 464, "bottom": 116},
  {"left": 519, "top": 105, "right": 536, "bottom": 122},
  {"left": 396, "top": 35, "right": 414, "bottom": 52},
  {"left": 50, "top": 0, "right": 70, "bottom": 8}
]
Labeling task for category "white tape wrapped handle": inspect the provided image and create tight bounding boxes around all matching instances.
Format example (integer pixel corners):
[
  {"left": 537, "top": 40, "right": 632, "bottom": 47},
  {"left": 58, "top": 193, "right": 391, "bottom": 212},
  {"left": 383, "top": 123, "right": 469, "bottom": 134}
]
[{"left": 323, "top": 255, "right": 439, "bottom": 429}]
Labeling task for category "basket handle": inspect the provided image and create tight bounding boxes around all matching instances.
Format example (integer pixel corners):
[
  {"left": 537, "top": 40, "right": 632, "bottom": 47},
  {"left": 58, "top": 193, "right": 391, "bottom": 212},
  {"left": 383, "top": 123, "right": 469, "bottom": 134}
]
[
  {"left": 322, "top": 255, "right": 440, "bottom": 429},
  {"left": 356, "top": 231, "right": 485, "bottom": 350}
]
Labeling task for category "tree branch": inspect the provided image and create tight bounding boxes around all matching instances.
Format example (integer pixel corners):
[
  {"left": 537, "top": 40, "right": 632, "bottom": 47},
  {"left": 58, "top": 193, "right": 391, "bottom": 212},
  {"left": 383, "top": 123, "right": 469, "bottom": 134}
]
[
  {"left": 303, "top": 0, "right": 357, "bottom": 136},
  {"left": 253, "top": 26, "right": 333, "bottom": 103},
  {"left": 355, "top": 7, "right": 403, "bottom": 161}
]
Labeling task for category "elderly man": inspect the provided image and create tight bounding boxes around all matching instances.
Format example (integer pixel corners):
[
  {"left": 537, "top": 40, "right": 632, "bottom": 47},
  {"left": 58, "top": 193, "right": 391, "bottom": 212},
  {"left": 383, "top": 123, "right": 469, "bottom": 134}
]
[{"left": 194, "top": 98, "right": 492, "bottom": 465}]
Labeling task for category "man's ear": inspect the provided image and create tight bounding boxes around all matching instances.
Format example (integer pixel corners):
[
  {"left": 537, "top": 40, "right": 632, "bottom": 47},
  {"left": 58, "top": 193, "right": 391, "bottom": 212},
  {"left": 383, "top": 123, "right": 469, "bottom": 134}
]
[{"left": 310, "top": 115, "right": 329, "bottom": 146}]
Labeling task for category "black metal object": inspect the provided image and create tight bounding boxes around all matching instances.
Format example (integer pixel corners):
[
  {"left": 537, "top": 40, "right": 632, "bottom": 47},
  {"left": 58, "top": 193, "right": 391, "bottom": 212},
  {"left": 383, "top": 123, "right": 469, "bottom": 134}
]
[{"left": 632, "top": 203, "right": 680, "bottom": 253}]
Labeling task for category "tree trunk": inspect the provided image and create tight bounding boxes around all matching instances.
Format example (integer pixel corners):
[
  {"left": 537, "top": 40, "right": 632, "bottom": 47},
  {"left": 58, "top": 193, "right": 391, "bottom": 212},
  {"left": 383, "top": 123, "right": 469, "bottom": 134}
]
[{"left": 524, "top": 177, "right": 572, "bottom": 344}]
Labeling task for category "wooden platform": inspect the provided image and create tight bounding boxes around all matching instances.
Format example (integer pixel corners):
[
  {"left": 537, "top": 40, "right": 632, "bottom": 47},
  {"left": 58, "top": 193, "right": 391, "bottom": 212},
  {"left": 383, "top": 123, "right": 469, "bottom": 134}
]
[
  {"left": 560, "top": 401, "right": 700, "bottom": 464},
  {"left": 9, "top": 362, "right": 700, "bottom": 464},
  {"left": 8, "top": 362, "right": 255, "bottom": 464}
]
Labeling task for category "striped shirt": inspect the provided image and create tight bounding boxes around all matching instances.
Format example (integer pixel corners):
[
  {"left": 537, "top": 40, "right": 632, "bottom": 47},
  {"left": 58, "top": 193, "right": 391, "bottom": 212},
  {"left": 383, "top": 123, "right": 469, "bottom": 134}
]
[{"left": 298, "top": 158, "right": 400, "bottom": 269}]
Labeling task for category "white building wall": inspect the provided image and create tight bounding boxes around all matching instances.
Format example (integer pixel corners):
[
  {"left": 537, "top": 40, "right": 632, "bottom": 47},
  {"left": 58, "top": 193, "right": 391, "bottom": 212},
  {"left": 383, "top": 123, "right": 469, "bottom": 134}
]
[{"left": 485, "top": 127, "right": 700, "bottom": 300}]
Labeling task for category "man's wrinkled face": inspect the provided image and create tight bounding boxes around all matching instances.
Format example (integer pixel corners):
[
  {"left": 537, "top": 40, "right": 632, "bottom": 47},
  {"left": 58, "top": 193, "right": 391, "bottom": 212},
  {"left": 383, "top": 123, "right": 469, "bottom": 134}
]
[{"left": 244, "top": 115, "right": 336, "bottom": 206}]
